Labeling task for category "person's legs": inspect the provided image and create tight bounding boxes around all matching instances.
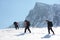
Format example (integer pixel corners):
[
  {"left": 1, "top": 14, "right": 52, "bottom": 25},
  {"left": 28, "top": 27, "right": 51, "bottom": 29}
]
[
  {"left": 27, "top": 27, "right": 31, "bottom": 33},
  {"left": 24, "top": 27, "right": 27, "bottom": 33},
  {"left": 17, "top": 26, "right": 19, "bottom": 29},
  {"left": 50, "top": 27, "right": 55, "bottom": 34},
  {"left": 48, "top": 27, "right": 50, "bottom": 34},
  {"left": 15, "top": 26, "right": 17, "bottom": 30},
  {"left": 15, "top": 25, "right": 18, "bottom": 30},
  {"left": 16, "top": 25, "right": 19, "bottom": 29}
]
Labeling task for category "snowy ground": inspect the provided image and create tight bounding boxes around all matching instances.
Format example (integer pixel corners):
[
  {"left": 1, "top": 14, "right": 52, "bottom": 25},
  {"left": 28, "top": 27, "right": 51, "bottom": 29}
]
[{"left": 0, "top": 27, "right": 60, "bottom": 40}]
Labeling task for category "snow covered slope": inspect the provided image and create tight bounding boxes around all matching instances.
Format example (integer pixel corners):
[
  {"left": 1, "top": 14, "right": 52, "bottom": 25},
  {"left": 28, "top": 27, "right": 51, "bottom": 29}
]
[{"left": 0, "top": 27, "right": 60, "bottom": 40}]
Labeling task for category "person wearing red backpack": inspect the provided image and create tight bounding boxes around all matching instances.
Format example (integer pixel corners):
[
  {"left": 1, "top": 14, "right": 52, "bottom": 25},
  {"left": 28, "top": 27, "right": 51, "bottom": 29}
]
[
  {"left": 13, "top": 21, "right": 19, "bottom": 30},
  {"left": 24, "top": 20, "right": 31, "bottom": 33}
]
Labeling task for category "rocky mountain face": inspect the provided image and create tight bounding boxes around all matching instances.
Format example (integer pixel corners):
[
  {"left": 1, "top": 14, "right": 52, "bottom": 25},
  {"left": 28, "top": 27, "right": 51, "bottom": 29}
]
[
  {"left": 53, "top": 4, "right": 60, "bottom": 26},
  {"left": 25, "top": 2, "right": 60, "bottom": 27}
]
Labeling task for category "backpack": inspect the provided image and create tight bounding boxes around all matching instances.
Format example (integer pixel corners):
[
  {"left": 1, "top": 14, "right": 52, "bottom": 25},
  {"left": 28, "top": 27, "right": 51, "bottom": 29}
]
[
  {"left": 27, "top": 21, "right": 30, "bottom": 26},
  {"left": 49, "top": 22, "right": 53, "bottom": 27}
]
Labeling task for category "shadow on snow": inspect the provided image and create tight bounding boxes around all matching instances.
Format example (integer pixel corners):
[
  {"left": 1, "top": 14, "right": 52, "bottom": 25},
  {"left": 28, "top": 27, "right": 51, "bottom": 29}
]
[
  {"left": 41, "top": 34, "right": 52, "bottom": 38},
  {"left": 15, "top": 33, "right": 25, "bottom": 36}
]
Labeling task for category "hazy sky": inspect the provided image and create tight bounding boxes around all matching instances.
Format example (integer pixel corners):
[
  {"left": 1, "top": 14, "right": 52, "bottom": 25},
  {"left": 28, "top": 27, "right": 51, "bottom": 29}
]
[{"left": 0, "top": 0, "right": 60, "bottom": 28}]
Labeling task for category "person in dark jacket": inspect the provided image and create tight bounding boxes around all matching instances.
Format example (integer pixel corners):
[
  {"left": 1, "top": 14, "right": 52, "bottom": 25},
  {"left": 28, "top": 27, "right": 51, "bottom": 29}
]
[
  {"left": 24, "top": 20, "right": 31, "bottom": 33},
  {"left": 46, "top": 20, "right": 55, "bottom": 34},
  {"left": 14, "top": 22, "right": 19, "bottom": 30}
]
